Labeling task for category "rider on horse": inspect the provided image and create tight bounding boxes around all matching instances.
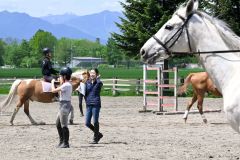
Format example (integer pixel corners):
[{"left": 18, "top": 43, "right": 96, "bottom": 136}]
[{"left": 41, "top": 48, "right": 59, "bottom": 82}]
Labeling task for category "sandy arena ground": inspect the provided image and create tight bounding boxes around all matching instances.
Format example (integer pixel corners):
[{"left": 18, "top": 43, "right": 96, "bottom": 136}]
[{"left": 0, "top": 96, "right": 240, "bottom": 160}]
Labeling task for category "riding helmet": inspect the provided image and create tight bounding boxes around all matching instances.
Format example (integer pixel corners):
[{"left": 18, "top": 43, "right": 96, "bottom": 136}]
[
  {"left": 60, "top": 67, "right": 72, "bottom": 77},
  {"left": 42, "top": 48, "right": 51, "bottom": 55}
]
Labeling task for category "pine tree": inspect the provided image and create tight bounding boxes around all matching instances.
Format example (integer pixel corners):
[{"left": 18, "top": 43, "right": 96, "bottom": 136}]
[
  {"left": 201, "top": 0, "right": 240, "bottom": 35},
  {"left": 112, "top": 0, "right": 185, "bottom": 57}
]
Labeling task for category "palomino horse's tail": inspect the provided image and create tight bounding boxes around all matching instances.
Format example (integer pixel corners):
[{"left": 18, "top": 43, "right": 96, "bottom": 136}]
[
  {"left": 177, "top": 73, "right": 194, "bottom": 95},
  {"left": 0, "top": 79, "right": 21, "bottom": 112}
]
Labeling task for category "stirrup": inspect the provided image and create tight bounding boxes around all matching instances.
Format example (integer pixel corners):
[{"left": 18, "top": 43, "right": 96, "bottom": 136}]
[{"left": 53, "top": 97, "right": 59, "bottom": 102}]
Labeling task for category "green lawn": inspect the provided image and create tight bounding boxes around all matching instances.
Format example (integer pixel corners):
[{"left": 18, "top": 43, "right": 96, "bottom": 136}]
[
  {"left": 0, "top": 67, "right": 204, "bottom": 79},
  {"left": 0, "top": 67, "right": 205, "bottom": 96}
]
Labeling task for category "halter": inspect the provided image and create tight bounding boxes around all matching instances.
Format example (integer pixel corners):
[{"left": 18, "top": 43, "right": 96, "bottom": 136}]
[{"left": 152, "top": 13, "right": 240, "bottom": 56}]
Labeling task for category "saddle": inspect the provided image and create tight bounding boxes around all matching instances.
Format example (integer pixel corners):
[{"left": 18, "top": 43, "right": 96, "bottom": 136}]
[{"left": 41, "top": 80, "right": 60, "bottom": 92}]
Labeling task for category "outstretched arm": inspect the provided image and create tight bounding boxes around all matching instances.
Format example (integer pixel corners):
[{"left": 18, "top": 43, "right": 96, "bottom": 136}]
[{"left": 51, "top": 79, "right": 61, "bottom": 93}]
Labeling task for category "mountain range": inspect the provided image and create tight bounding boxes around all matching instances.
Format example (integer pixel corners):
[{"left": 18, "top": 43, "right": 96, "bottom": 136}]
[{"left": 0, "top": 10, "right": 123, "bottom": 44}]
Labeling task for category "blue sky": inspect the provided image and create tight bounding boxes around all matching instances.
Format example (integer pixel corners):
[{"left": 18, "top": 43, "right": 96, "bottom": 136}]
[{"left": 0, "top": 0, "right": 124, "bottom": 17}]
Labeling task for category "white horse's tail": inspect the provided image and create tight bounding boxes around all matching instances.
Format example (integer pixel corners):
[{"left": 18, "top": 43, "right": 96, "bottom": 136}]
[{"left": 0, "top": 79, "right": 22, "bottom": 112}]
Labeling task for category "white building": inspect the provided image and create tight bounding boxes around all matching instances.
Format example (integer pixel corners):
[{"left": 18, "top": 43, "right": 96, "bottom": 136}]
[{"left": 69, "top": 57, "right": 104, "bottom": 68}]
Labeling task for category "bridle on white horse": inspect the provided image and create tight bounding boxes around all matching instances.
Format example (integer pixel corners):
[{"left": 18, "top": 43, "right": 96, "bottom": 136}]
[{"left": 152, "top": 12, "right": 240, "bottom": 56}]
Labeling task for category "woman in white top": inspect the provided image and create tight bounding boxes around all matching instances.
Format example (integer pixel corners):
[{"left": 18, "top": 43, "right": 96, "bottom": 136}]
[
  {"left": 51, "top": 67, "right": 73, "bottom": 148},
  {"left": 77, "top": 82, "right": 86, "bottom": 116}
]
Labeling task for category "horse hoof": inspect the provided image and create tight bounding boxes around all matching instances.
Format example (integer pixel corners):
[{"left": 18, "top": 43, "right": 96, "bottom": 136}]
[
  {"left": 183, "top": 118, "right": 187, "bottom": 123},
  {"left": 10, "top": 122, "right": 14, "bottom": 126},
  {"left": 203, "top": 119, "right": 208, "bottom": 124}
]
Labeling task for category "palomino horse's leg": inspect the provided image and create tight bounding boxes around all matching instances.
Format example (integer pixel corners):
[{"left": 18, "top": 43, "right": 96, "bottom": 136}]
[
  {"left": 24, "top": 100, "right": 45, "bottom": 125},
  {"left": 10, "top": 101, "right": 23, "bottom": 125},
  {"left": 183, "top": 93, "right": 197, "bottom": 123},
  {"left": 197, "top": 93, "right": 207, "bottom": 123}
]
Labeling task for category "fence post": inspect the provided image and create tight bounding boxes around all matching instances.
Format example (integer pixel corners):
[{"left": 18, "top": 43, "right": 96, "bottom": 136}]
[
  {"left": 143, "top": 64, "right": 147, "bottom": 111},
  {"left": 112, "top": 77, "right": 117, "bottom": 96},
  {"left": 135, "top": 78, "right": 141, "bottom": 95},
  {"left": 174, "top": 67, "right": 178, "bottom": 111}
]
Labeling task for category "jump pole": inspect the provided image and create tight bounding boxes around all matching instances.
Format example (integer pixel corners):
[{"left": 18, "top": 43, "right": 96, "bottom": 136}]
[{"left": 140, "top": 64, "right": 162, "bottom": 112}]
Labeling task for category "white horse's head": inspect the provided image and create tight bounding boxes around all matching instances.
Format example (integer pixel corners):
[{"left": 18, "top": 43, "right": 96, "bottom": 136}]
[{"left": 140, "top": 0, "right": 200, "bottom": 64}]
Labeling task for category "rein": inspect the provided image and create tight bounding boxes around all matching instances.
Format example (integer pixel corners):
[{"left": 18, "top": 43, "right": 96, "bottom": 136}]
[
  {"left": 171, "top": 50, "right": 240, "bottom": 56},
  {"left": 152, "top": 13, "right": 240, "bottom": 56}
]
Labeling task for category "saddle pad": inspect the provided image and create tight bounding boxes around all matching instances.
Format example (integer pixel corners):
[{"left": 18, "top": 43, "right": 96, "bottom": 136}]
[{"left": 42, "top": 81, "right": 52, "bottom": 92}]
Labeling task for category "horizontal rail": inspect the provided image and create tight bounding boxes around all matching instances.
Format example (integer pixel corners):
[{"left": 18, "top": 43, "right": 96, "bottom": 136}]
[
  {"left": 158, "top": 84, "right": 176, "bottom": 88},
  {"left": 144, "top": 91, "right": 158, "bottom": 95},
  {"left": 146, "top": 102, "right": 158, "bottom": 106},
  {"left": 161, "top": 104, "right": 175, "bottom": 107},
  {"left": 159, "top": 96, "right": 177, "bottom": 99},
  {"left": 104, "top": 83, "right": 131, "bottom": 87},
  {"left": 143, "top": 80, "right": 158, "bottom": 83},
  {"left": 102, "top": 79, "right": 130, "bottom": 82}
]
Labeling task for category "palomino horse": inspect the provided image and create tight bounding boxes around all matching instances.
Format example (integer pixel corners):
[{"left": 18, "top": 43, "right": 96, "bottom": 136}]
[
  {"left": 0, "top": 70, "right": 88, "bottom": 125},
  {"left": 178, "top": 72, "right": 222, "bottom": 123},
  {"left": 140, "top": 0, "right": 240, "bottom": 132}
]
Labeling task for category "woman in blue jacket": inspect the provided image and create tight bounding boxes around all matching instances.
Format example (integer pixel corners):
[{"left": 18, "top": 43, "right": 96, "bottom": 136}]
[{"left": 85, "top": 68, "right": 103, "bottom": 144}]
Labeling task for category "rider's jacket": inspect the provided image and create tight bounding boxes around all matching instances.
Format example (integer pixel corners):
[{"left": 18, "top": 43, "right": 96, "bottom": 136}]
[{"left": 41, "top": 57, "right": 59, "bottom": 76}]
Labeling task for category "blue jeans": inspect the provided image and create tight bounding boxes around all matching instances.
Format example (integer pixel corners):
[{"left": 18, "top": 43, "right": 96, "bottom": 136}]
[{"left": 85, "top": 105, "right": 101, "bottom": 127}]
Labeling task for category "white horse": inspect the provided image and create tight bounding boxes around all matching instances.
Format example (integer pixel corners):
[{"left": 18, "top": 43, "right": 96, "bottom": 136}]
[{"left": 140, "top": 0, "right": 240, "bottom": 132}]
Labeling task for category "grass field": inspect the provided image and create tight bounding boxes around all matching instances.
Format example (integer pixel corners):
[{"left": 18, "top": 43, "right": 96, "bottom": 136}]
[
  {"left": 0, "top": 67, "right": 205, "bottom": 96},
  {"left": 0, "top": 67, "right": 204, "bottom": 79}
]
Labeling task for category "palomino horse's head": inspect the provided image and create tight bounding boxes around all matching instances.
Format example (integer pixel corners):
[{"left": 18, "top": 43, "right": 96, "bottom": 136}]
[
  {"left": 140, "top": 0, "right": 199, "bottom": 64},
  {"left": 71, "top": 70, "right": 89, "bottom": 83}
]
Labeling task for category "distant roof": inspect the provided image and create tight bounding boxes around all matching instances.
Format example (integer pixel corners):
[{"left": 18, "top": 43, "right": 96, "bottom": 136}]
[{"left": 73, "top": 57, "right": 103, "bottom": 60}]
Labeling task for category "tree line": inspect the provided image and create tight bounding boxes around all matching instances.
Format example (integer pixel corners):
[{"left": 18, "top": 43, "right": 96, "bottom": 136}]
[{"left": 0, "top": 30, "right": 125, "bottom": 68}]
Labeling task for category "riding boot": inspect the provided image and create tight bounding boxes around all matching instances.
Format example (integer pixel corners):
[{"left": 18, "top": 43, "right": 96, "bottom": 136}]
[
  {"left": 90, "top": 122, "right": 103, "bottom": 144},
  {"left": 56, "top": 124, "right": 63, "bottom": 148},
  {"left": 79, "top": 104, "right": 84, "bottom": 116},
  {"left": 60, "top": 127, "right": 70, "bottom": 148},
  {"left": 88, "top": 124, "right": 95, "bottom": 132}
]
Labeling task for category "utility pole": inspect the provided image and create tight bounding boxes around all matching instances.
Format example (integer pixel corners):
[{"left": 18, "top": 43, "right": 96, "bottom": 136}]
[
  {"left": 53, "top": 46, "right": 55, "bottom": 67},
  {"left": 71, "top": 45, "right": 73, "bottom": 68}
]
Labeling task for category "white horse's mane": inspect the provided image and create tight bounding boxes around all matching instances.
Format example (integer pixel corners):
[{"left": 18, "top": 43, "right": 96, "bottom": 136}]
[
  {"left": 176, "top": 5, "right": 240, "bottom": 57},
  {"left": 200, "top": 12, "right": 240, "bottom": 52}
]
